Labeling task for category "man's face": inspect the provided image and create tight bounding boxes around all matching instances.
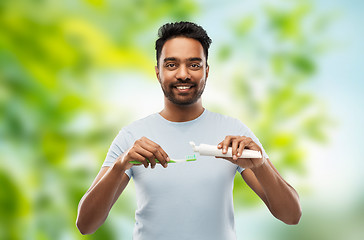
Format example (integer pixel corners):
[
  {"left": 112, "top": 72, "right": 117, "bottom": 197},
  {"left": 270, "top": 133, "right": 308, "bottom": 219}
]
[{"left": 155, "top": 37, "right": 209, "bottom": 106}]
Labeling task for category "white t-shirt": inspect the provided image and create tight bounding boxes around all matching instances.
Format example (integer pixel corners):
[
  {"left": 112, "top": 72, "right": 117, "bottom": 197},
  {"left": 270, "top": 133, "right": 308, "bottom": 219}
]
[{"left": 103, "top": 109, "right": 268, "bottom": 240}]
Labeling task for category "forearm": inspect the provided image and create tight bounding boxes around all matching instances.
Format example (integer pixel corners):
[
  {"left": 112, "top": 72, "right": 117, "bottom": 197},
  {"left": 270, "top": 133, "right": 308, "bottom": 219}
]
[
  {"left": 76, "top": 161, "right": 128, "bottom": 234},
  {"left": 252, "top": 160, "right": 301, "bottom": 224}
]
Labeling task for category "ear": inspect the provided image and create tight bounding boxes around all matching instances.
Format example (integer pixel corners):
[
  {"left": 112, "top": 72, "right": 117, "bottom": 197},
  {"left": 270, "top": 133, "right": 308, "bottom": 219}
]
[
  {"left": 205, "top": 64, "right": 209, "bottom": 79},
  {"left": 155, "top": 65, "right": 161, "bottom": 83}
]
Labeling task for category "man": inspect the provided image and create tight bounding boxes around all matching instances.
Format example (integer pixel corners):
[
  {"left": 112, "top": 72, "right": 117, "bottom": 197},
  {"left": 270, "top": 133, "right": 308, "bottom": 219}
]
[{"left": 76, "top": 21, "right": 301, "bottom": 239}]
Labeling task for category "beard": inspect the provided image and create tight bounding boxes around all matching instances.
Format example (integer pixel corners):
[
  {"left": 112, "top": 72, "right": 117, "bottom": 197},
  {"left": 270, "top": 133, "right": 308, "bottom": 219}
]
[{"left": 160, "top": 79, "right": 206, "bottom": 106}]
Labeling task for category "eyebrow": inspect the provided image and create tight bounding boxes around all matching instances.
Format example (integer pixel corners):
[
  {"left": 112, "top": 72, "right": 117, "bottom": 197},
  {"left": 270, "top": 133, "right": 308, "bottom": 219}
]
[
  {"left": 188, "top": 57, "right": 203, "bottom": 62},
  {"left": 163, "top": 57, "right": 203, "bottom": 63},
  {"left": 163, "top": 57, "right": 177, "bottom": 63}
]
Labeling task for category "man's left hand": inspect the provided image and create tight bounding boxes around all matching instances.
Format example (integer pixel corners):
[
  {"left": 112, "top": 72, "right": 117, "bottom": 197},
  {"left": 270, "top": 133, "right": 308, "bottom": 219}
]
[{"left": 217, "top": 135, "right": 265, "bottom": 169}]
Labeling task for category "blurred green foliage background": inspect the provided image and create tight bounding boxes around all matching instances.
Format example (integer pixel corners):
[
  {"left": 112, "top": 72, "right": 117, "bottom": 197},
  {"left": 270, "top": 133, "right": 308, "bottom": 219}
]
[{"left": 1, "top": 0, "right": 363, "bottom": 239}]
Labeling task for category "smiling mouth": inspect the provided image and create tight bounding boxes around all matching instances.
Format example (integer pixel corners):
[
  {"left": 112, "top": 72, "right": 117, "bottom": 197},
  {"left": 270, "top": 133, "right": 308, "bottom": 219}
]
[
  {"left": 173, "top": 83, "right": 195, "bottom": 90},
  {"left": 175, "top": 86, "right": 192, "bottom": 90}
]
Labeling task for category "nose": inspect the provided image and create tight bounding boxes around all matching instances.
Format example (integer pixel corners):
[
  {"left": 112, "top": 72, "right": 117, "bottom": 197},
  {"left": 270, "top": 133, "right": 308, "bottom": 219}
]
[{"left": 175, "top": 65, "right": 191, "bottom": 81}]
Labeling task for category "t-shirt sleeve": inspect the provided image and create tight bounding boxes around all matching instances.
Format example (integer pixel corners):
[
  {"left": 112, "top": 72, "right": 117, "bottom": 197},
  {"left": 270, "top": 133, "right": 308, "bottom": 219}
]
[
  {"left": 102, "top": 128, "right": 134, "bottom": 178},
  {"left": 235, "top": 120, "right": 269, "bottom": 174}
]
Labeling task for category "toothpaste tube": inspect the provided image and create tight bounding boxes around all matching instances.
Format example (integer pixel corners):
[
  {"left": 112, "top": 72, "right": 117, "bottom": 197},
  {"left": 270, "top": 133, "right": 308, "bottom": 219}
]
[{"left": 190, "top": 141, "right": 262, "bottom": 158}]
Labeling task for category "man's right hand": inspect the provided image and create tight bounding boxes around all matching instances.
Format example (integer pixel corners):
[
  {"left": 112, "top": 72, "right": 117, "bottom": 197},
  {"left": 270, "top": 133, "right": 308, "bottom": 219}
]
[{"left": 118, "top": 137, "right": 170, "bottom": 170}]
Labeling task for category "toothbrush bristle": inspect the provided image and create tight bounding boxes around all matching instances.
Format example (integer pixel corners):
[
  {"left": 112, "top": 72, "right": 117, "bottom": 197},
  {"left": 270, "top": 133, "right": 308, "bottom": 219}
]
[{"left": 186, "top": 154, "right": 197, "bottom": 161}]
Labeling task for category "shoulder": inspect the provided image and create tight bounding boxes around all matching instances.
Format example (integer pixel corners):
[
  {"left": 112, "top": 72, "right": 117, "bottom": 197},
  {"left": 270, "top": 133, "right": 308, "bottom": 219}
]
[
  {"left": 205, "top": 109, "right": 246, "bottom": 126},
  {"left": 123, "top": 113, "right": 160, "bottom": 132},
  {"left": 204, "top": 109, "right": 252, "bottom": 135},
  {"left": 112, "top": 113, "right": 159, "bottom": 141}
]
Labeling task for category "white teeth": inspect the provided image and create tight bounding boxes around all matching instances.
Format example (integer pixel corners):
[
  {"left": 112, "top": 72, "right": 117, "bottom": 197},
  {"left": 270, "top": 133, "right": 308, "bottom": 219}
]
[{"left": 176, "top": 86, "right": 191, "bottom": 90}]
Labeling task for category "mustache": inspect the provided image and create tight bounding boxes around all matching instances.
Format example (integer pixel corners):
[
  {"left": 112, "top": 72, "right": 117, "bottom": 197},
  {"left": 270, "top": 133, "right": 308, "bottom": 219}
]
[{"left": 169, "top": 79, "right": 194, "bottom": 86}]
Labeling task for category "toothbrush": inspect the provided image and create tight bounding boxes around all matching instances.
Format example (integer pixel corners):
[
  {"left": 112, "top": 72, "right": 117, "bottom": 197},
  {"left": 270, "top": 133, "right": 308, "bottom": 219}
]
[
  {"left": 190, "top": 141, "right": 262, "bottom": 159},
  {"left": 129, "top": 154, "right": 196, "bottom": 164}
]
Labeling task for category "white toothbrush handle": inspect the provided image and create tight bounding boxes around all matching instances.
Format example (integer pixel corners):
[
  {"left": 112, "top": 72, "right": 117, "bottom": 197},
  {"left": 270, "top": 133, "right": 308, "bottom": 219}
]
[{"left": 194, "top": 143, "right": 262, "bottom": 158}]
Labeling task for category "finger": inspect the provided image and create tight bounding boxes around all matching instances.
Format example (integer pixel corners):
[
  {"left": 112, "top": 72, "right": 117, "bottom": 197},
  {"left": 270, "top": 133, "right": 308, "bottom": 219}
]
[
  {"left": 143, "top": 138, "right": 169, "bottom": 167},
  {"left": 237, "top": 139, "right": 248, "bottom": 158},
  {"left": 152, "top": 148, "right": 167, "bottom": 168},
  {"left": 140, "top": 145, "right": 158, "bottom": 169},
  {"left": 231, "top": 138, "right": 239, "bottom": 160},
  {"left": 237, "top": 141, "right": 244, "bottom": 158},
  {"left": 222, "top": 136, "right": 234, "bottom": 154},
  {"left": 240, "top": 136, "right": 253, "bottom": 150},
  {"left": 129, "top": 151, "right": 149, "bottom": 168},
  {"left": 135, "top": 138, "right": 158, "bottom": 167},
  {"left": 247, "top": 140, "right": 261, "bottom": 153},
  {"left": 217, "top": 141, "right": 224, "bottom": 149},
  {"left": 146, "top": 155, "right": 157, "bottom": 169},
  {"left": 149, "top": 141, "right": 170, "bottom": 167},
  {"left": 140, "top": 138, "right": 168, "bottom": 168},
  {"left": 158, "top": 150, "right": 170, "bottom": 168},
  {"left": 131, "top": 144, "right": 157, "bottom": 168}
]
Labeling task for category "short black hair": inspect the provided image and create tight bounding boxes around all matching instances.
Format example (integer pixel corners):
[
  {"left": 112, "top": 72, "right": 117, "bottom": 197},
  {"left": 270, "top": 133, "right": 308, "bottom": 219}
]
[{"left": 155, "top": 21, "right": 212, "bottom": 66}]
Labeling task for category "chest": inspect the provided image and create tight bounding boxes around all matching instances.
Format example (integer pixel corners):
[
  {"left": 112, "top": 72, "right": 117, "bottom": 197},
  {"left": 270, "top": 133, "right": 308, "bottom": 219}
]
[{"left": 131, "top": 156, "right": 237, "bottom": 202}]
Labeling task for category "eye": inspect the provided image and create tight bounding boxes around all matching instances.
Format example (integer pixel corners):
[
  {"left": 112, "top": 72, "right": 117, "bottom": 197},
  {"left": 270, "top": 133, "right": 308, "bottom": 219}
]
[
  {"left": 165, "top": 63, "right": 177, "bottom": 69},
  {"left": 190, "top": 63, "right": 201, "bottom": 69}
]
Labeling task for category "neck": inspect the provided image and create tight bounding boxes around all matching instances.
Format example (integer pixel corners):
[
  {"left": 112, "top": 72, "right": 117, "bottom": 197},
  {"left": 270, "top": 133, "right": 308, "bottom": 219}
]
[{"left": 160, "top": 99, "right": 204, "bottom": 122}]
